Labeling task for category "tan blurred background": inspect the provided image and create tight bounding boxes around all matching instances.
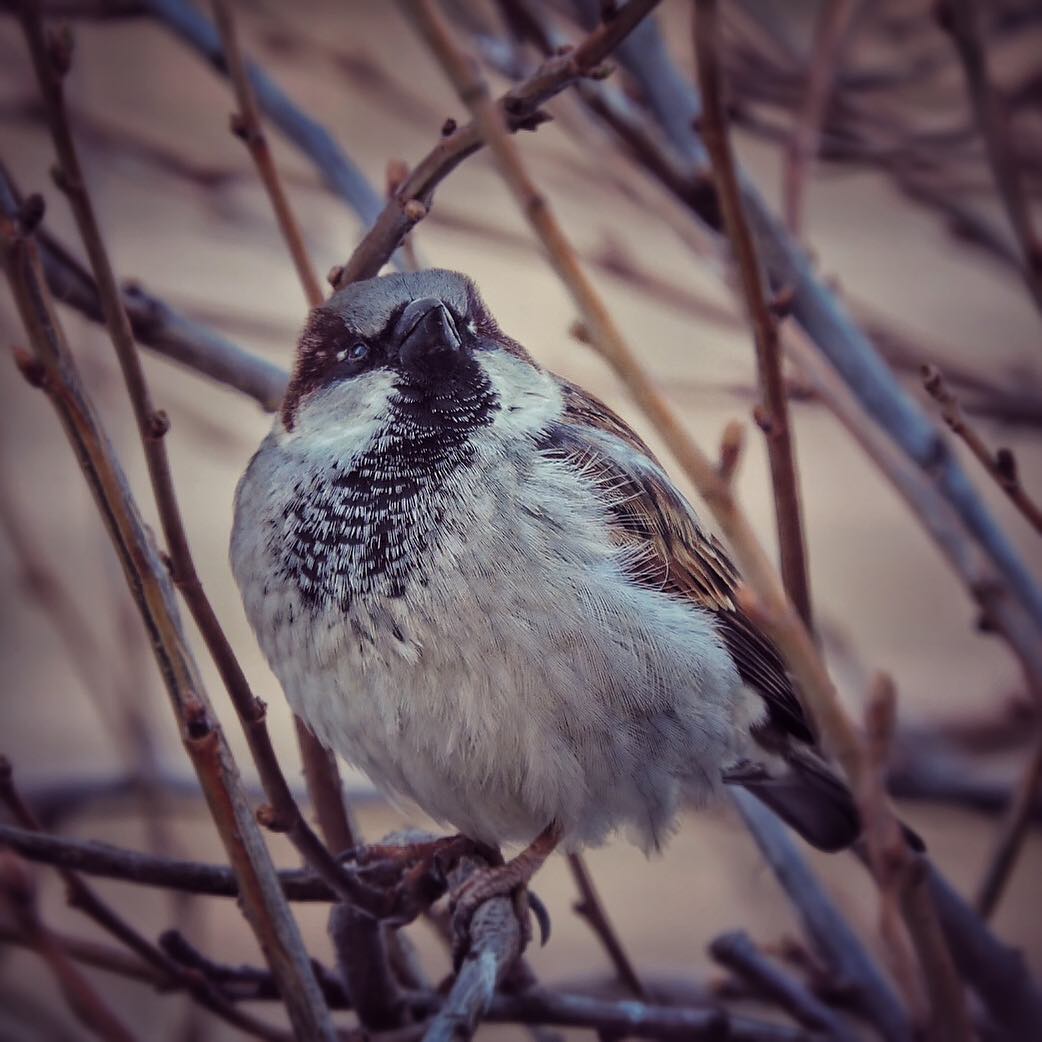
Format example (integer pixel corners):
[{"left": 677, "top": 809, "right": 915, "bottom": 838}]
[{"left": 1, "top": 1, "right": 1041, "bottom": 1038}]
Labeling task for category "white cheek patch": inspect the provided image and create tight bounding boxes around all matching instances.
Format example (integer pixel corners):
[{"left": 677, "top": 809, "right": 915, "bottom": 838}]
[
  {"left": 478, "top": 352, "right": 563, "bottom": 439},
  {"left": 276, "top": 369, "right": 397, "bottom": 460}
]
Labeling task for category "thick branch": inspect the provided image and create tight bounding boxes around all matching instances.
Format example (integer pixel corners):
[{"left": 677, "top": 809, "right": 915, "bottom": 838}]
[
  {"left": 732, "top": 792, "right": 911, "bottom": 1042},
  {"left": 709, "top": 930, "right": 858, "bottom": 1042}
]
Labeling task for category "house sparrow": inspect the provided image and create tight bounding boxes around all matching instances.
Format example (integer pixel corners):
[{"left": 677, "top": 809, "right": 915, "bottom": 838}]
[{"left": 231, "top": 269, "right": 858, "bottom": 920}]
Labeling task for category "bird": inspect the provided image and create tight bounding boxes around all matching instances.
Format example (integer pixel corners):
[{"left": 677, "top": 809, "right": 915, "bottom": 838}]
[{"left": 230, "top": 268, "right": 860, "bottom": 931}]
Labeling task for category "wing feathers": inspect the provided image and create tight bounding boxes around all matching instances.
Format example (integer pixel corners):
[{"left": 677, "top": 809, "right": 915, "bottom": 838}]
[{"left": 546, "top": 378, "right": 814, "bottom": 746}]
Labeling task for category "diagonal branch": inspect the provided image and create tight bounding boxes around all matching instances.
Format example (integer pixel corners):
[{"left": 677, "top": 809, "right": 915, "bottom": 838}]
[
  {"left": 922, "top": 365, "right": 1042, "bottom": 536},
  {"left": 335, "top": 0, "right": 662, "bottom": 288},
  {"left": 0, "top": 851, "right": 139, "bottom": 1042},
  {"left": 693, "top": 0, "right": 813, "bottom": 627},
  {"left": 142, "top": 0, "right": 388, "bottom": 230},
  {"left": 0, "top": 822, "right": 335, "bottom": 902},
  {"left": 209, "top": 0, "right": 323, "bottom": 309},
  {"left": 0, "top": 178, "right": 335, "bottom": 1038},
  {"left": 16, "top": 2, "right": 376, "bottom": 925},
  {"left": 0, "top": 764, "right": 291, "bottom": 1041},
  {"left": 974, "top": 721, "right": 1042, "bottom": 919}
]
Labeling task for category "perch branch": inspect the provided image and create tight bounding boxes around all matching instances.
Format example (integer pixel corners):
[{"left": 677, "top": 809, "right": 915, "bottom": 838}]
[
  {"left": 693, "top": 0, "right": 813, "bottom": 627},
  {"left": 0, "top": 148, "right": 335, "bottom": 1042},
  {"left": 922, "top": 365, "right": 1042, "bottom": 535},
  {"left": 419, "top": 853, "right": 524, "bottom": 1042}
]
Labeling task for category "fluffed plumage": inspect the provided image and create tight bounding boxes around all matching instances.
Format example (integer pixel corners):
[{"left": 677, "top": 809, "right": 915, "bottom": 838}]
[{"left": 230, "top": 269, "right": 860, "bottom": 856}]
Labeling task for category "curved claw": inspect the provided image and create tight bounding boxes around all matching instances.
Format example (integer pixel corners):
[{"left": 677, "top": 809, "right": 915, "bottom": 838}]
[{"left": 528, "top": 889, "right": 551, "bottom": 946}]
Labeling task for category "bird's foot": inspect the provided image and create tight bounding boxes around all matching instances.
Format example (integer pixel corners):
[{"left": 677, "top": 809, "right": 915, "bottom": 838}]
[
  {"left": 350, "top": 833, "right": 488, "bottom": 877},
  {"left": 449, "top": 824, "right": 559, "bottom": 965},
  {"left": 346, "top": 833, "right": 490, "bottom": 926}
]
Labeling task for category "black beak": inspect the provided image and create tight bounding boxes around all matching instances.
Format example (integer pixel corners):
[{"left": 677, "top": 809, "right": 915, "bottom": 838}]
[{"left": 395, "top": 298, "right": 462, "bottom": 372}]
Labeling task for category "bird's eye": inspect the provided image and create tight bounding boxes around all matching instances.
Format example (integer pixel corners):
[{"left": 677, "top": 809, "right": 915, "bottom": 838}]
[{"left": 348, "top": 342, "right": 369, "bottom": 362}]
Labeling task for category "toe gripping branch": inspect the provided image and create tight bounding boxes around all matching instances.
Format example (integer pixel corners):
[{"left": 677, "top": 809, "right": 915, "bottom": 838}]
[{"left": 336, "top": 825, "right": 559, "bottom": 963}]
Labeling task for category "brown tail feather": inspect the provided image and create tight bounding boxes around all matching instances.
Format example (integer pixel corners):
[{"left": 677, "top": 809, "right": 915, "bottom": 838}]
[{"left": 724, "top": 751, "right": 924, "bottom": 853}]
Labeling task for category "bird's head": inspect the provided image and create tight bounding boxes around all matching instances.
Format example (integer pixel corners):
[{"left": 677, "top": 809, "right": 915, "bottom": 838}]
[{"left": 278, "top": 269, "right": 558, "bottom": 448}]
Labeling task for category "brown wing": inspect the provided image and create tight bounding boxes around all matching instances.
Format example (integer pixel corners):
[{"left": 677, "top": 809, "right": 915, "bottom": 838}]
[{"left": 545, "top": 379, "right": 814, "bottom": 745}]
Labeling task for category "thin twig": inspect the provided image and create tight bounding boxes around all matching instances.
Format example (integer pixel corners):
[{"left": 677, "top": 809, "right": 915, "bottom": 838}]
[
  {"left": 781, "top": 0, "right": 859, "bottom": 236},
  {"left": 335, "top": 0, "right": 662, "bottom": 288},
  {"left": 144, "top": 0, "right": 388, "bottom": 230},
  {"left": 210, "top": 0, "right": 323, "bottom": 308},
  {"left": 0, "top": 851, "right": 139, "bottom": 1042},
  {"left": 0, "top": 763, "right": 291, "bottom": 1042},
  {"left": 922, "top": 364, "right": 1042, "bottom": 535},
  {"left": 858, "top": 675, "right": 971, "bottom": 1042},
  {"left": 693, "top": 0, "right": 814, "bottom": 627},
  {"left": 0, "top": 161, "right": 335, "bottom": 1041},
  {"left": 209, "top": 0, "right": 359, "bottom": 866},
  {"left": 974, "top": 722, "right": 1042, "bottom": 918},
  {"left": 566, "top": 853, "right": 645, "bottom": 999},
  {"left": 0, "top": 822, "right": 334, "bottom": 901},
  {"left": 938, "top": 0, "right": 1042, "bottom": 316}
]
